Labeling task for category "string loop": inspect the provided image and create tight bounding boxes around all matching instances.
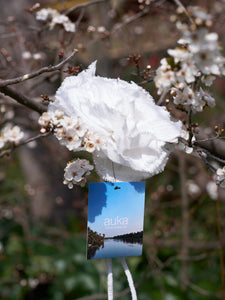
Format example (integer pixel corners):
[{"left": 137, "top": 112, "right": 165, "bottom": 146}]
[{"left": 107, "top": 258, "right": 113, "bottom": 300}]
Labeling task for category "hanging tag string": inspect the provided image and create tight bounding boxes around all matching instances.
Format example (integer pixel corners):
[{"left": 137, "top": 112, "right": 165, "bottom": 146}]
[
  {"left": 112, "top": 161, "right": 116, "bottom": 182},
  {"left": 107, "top": 258, "right": 113, "bottom": 300},
  {"left": 106, "top": 164, "right": 115, "bottom": 300},
  {"left": 120, "top": 257, "right": 137, "bottom": 300},
  {"left": 108, "top": 162, "right": 138, "bottom": 299}
]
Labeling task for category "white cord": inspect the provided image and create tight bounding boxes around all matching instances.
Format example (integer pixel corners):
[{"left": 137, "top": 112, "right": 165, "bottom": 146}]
[
  {"left": 120, "top": 257, "right": 137, "bottom": 300},
  {"left": 107, "top": 258, "right": 113, "bottom": 300}
]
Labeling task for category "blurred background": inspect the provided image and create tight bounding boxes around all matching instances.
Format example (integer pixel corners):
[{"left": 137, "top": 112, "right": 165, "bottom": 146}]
[{"left": 0, "top": 0, "right": 225, "bottom": 299}]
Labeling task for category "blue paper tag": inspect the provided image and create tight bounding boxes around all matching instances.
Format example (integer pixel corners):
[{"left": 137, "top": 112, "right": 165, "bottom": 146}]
[{"left": 87, "top": 181, "right": 145, "bottom": 260}]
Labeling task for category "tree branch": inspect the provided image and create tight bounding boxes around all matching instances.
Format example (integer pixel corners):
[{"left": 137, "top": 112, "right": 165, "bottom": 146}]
[
  {"left": 65, "top": 0, "right": 107, "bottom": 16},
  {"left": 195, "top": 133, "right": 225, "bottom": 160},
  {"left": 0, "top": 50, "right": 78, "bottom": 87},
  {"left": 0, "top": 86, "right": 46, "bottom": 114}
]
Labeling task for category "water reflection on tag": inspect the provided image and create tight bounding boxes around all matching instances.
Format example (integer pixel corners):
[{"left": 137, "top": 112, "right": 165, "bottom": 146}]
[{"left": 87, "top": 181, "right": 145, "bottom": 260}]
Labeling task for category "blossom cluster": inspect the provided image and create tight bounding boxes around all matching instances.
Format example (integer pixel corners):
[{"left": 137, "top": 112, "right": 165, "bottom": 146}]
[
  {"left": 154, "top": 6, "right": 225, "bottom": 112},
  {"left": 36, "top": 8, "right": 75, "bottom": 32},
  {"left": 0, "top": 124, "right": 24, "bottom": 149},
  {"left": 63, "top": 159, "right": 94, "bottom": 188},
  {"left": 216, "top": 167, "right": 225, "bottom": 188},
  {"left": 38, "top": 110, "right": 105, "bottom": 153}
]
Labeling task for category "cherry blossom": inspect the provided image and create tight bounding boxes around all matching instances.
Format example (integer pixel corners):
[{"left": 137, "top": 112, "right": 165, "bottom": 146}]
[
  {"left": 0, "top": 124, "right": 24, "bottom": 148},
  {"left": 36, "top": 8, "right": 75, "bottom": 32},
  {"left": 154, "top": 58, "right": 176, "bottom": 95},
  {"left": 38, "top": 112, "right": 52, "bottom": 127},
  {"left": 155, "top": 6, "right": 223, "bottom": 113},
  {"left": 216, "top": 167, "right": 225, "bottom": 188}
]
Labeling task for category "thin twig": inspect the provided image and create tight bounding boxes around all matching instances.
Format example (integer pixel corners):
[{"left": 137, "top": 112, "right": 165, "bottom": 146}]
[
  {"left": 137, "top": 78, "right": 153, "bottom": 86},
  {"left": 20, "top": 132, "right": 50, "bottom": 147},
  {"left": 194, "top": 134, "right": 220, "bottom": 144},
  {"left": 157, "top": 89, "right": 168, "bottom": 105},
  {"left": 0, "top": 132, "right": 50, "bottom": 158},
  {"left": 196, "top": 149, "right": 217, "bottom": 172},
  {"left": 75, "top": 7, "right": 85, "bottom": 27},
  {"left": 195, "top": 133, "right": 225, "bottom": 160},
  {"left": 0, "top": 50, "right": 78, "bottom": 87},
  {"left": 111, "top": 7, "right": 151, "bottom": 35},
  {"left": 194, "top": 144, "right": 225, "bottom": 164},
  {"left": 152, "top": 254, "right": 221, "bottom": 297},
  {"left": 65, "top": 0, "right": 107, "bottom": 16},
  {"left": 188, "top": 281, "right": 221, "bottom": 298},
  {"left": 173, "top": 0, "right": 194, "bottom": 24}
]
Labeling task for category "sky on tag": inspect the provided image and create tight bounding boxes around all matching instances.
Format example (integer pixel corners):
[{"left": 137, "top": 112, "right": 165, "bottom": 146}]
[{"left": 88, "top": 181, "right": 145, "bottom": 237}]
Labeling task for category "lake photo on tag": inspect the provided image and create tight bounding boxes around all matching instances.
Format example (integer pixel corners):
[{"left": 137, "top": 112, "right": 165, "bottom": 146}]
[{"left": 87, "top": 182, "right": 145, "bottom": 260}]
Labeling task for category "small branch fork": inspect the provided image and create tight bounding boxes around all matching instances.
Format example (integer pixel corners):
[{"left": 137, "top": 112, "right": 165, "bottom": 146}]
[
  {"left": 0, "top": 86, "right": 46, "bottom": 114},
  {"left": 179, "top": 132, "right": 225, "bottom": 173},
  {"left": 0, "top": 50, "right": 78, "bottom": 87},
  {"left": 0, "top": 50, "right": 78, "bottom": 114},
  {"left": 111, "top": 7, "right": 151, "bottom": 35},
  {"left": 0, "top": 132, "right": 50, "bottom": 158}
]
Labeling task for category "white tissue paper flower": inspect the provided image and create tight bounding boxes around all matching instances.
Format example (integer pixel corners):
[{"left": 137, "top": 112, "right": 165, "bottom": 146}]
[{"left": 48, "top": 61, "right": 182, "bottom": 182}]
